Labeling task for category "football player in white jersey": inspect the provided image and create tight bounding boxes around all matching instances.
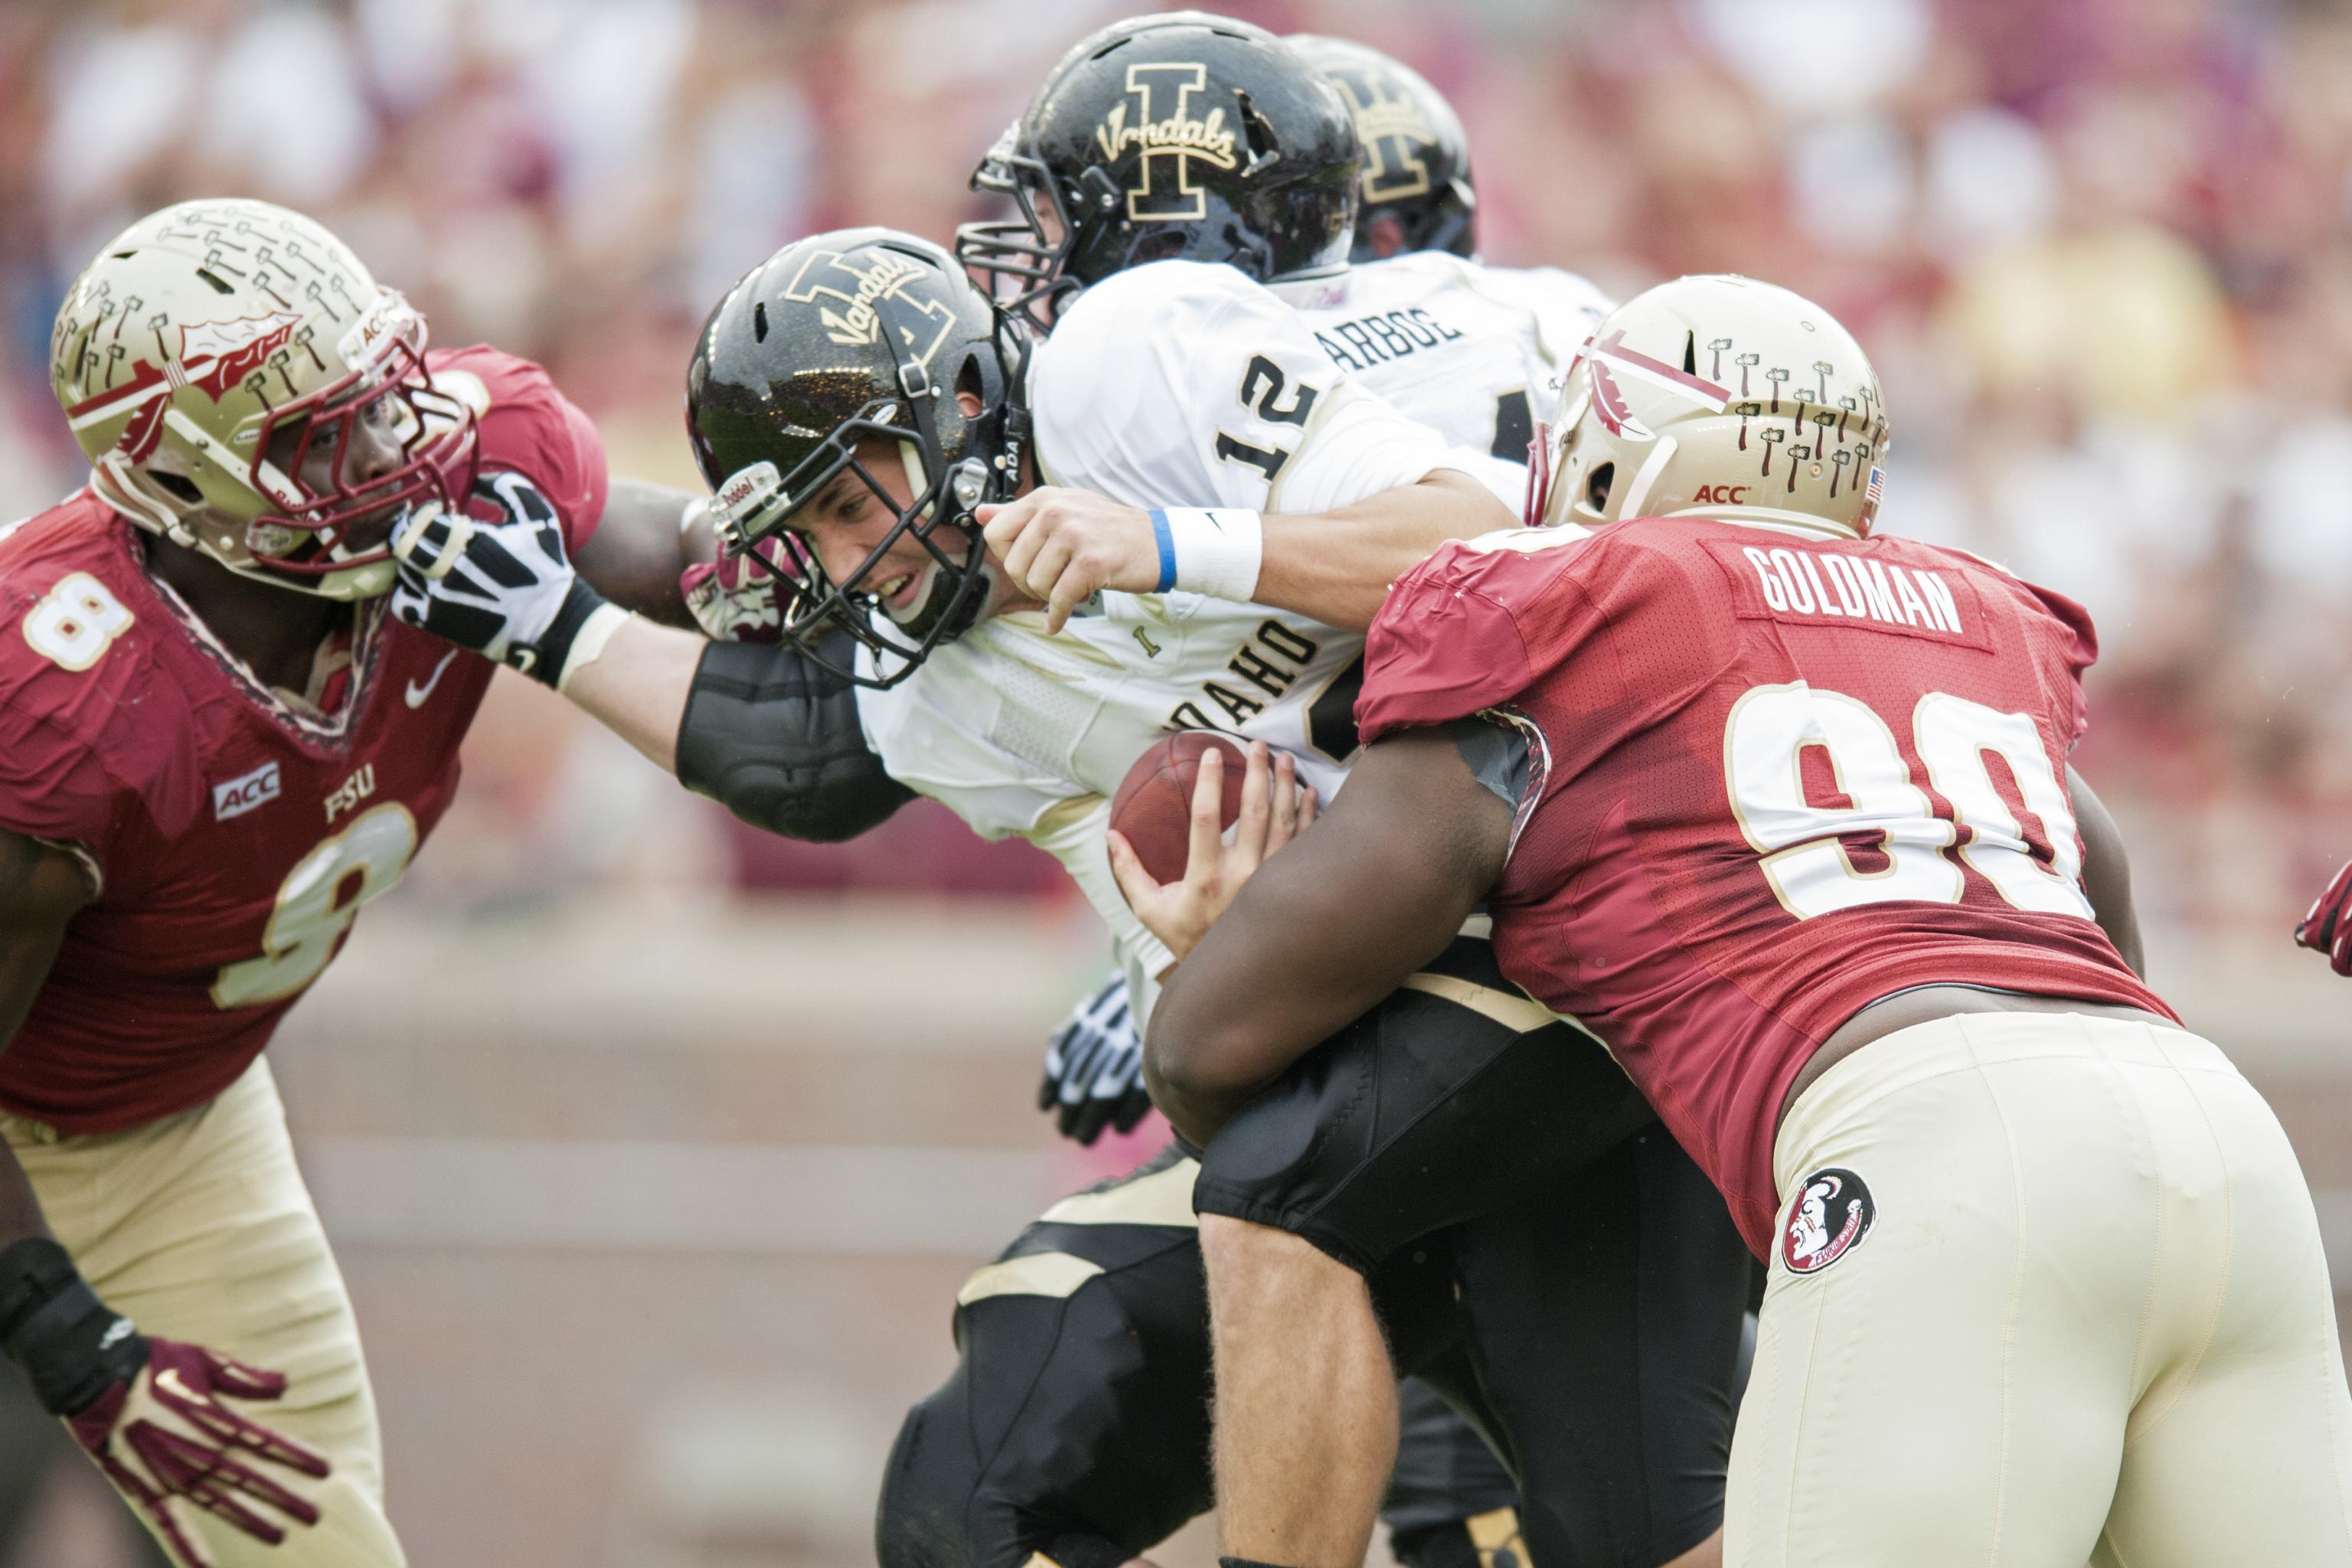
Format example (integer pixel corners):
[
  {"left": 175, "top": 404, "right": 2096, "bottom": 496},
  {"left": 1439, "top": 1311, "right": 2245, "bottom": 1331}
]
[{"left": 952, "top": 27, "right": 1736, "bottom": 1568}]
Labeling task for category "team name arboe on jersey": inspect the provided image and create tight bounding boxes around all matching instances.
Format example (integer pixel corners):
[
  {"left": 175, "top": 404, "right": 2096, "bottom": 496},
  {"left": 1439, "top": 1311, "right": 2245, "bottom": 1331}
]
[{"left": 1313, "top": 306, "right": 1465, "bottom": 373}]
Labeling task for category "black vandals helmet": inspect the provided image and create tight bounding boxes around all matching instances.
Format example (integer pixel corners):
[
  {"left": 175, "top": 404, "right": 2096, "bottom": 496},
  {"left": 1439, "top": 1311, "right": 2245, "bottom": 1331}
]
[
  {"left": 956, "top": 11, "right": 1361, "bottom": 331},
  {"left": 684, "top": 229, "right": 1029, "bottom": 688},
  {"left": 1289, "top": 35, "right": 1476, "bottom": 263}
]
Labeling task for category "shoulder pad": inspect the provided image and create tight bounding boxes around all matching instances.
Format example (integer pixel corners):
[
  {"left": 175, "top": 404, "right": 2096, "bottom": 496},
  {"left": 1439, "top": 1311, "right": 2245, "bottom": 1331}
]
[{"left": 430, "top": 345, "right": 609, "bottom": 552}]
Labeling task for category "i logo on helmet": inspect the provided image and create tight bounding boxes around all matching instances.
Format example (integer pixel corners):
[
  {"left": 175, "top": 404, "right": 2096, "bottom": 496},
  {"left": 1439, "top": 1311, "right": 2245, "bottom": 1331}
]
[{"left": 1096, "top": 63, "right": 1241, "bottom": 221}]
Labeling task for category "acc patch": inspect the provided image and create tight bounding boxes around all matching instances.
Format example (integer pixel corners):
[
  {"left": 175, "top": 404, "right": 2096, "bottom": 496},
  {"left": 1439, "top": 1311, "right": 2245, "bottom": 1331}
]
[{"left": 1782, "top": 1167, "right": 1874, "bottom": 1276}]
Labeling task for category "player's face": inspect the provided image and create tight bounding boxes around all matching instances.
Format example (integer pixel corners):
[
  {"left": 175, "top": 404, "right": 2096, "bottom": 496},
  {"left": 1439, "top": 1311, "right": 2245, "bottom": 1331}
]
[
  {"left": 794, "top": 436, "right": 976, "bottom": 619},
  {"left": 264, "top": 393, "right": 411, "bottom": 550}
]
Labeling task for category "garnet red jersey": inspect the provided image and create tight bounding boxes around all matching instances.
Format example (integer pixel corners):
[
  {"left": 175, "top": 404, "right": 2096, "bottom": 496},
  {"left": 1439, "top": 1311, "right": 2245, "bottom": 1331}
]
[
  {"left": 1357, "top": 517, "right": 2176, "bottom": 1255},
  {"left": 0, "top": 345, "right": 606, "bottom": 1134}
]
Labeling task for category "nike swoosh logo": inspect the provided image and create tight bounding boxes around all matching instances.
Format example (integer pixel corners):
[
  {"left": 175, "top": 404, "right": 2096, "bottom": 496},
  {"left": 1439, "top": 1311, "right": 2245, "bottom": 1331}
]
[
  {"left": 154, "top": 1368, "right": 201, "bottom": 1400},
  {"left": 405, "top": 649, "right": 460, "bottom": 709}
]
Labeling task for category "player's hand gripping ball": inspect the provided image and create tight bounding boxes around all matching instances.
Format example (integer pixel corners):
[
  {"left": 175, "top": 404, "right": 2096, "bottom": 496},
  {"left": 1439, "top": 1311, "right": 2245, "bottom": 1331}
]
[
  {"left": 1109, "top": 731, "right": 1248, "bottom": 886},
  {"left": 2295, "top": 858, "right": 2352, "bottom": 976},
  {"left": 1107, "top": 733, "right": 1316, "bottom": 963}
]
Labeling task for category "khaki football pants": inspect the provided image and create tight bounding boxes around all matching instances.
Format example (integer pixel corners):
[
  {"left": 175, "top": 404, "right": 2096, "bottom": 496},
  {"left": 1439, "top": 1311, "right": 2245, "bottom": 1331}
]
[
  {"left": 3, "top": 1059, "right": 405, "bottom": 1566},
  {"left": 1726, "top": 1011, "right": 2352, "bottom": 1567}
]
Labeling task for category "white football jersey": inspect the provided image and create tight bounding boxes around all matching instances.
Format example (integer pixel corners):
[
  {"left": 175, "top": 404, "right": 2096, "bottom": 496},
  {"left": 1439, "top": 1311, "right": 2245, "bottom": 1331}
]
[
  {"left": 1276, "top": 251, "right": 1612, "bottom": 464},
  {"left": 857, "top": 258, "right": 1605, "bottom": 1017}
]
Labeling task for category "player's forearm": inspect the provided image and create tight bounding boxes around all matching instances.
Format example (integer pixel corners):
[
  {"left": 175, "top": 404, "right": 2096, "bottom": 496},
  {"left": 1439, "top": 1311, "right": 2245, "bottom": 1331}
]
[
  {"left": 0, "top": 831, "right": 91, "bottom": 1064},
  {"left": 560, "top": 616, "right": 704, "bottom": 773},
  {"left": 673, "top": 637, "right": 915, "bottom": 841},
  {"left": 1253, "top": 471, "right": 1515, "bottom": 632},
  {"left": 1146, "top": 731, "right": 1504, "bottom": 1144},
  {"left": 571, "top": 479, "right": 710, "bottom": 630},
  {"left": 2069, "top": 766, "right": 2145, "bottom": 978},
  {"left": 0, "top": 1143, "right": 51, "bottom": 1251}
]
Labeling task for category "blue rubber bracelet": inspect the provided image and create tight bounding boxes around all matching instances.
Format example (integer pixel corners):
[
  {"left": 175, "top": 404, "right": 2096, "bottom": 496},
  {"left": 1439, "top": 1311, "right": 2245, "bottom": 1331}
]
[{"left": 1149, "top": 510, "right": 1178, "bottom": 593}]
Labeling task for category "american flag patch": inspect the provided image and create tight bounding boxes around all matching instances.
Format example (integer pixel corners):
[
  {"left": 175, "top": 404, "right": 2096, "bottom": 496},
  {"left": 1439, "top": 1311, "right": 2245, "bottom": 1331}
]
[{"left": 1865, "top": 466, "right": 1885, "bottom": 506}]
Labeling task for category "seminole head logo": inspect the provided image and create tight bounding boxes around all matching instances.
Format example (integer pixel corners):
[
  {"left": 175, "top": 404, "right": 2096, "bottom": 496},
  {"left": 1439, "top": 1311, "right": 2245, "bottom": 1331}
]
[
  {"left": 1094, "top": 62, "right": 1240, "bottom": 221},
  {"left": 779, "top": 249, "right": 958, "bottom": 365},
  {"left": 1782, "top": 1167, "right": 1875, "bottom": 1276},
  {"left": 1325, "top": 67, "right": 1435, "bottom": 204}
]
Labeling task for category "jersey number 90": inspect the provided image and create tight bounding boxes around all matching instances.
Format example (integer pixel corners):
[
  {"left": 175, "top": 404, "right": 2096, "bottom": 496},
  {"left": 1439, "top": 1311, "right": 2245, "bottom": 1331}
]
[
  {"left": 212, "top": 804, "right": 419, "bottom": 1009},
  {"left": 1725, "top": 682, "right": 2091, "bottom": 922}
]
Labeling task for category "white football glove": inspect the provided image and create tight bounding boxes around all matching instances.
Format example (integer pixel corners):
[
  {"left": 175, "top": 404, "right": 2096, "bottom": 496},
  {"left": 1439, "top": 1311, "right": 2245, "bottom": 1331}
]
[{"left": 389, "top": 472, "right": 612, "bottom": 685}]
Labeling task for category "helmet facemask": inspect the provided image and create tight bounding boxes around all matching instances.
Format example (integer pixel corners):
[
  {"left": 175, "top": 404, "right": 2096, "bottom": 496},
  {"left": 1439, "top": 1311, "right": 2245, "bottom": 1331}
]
[
  {"left": 955, "top": 124, "right": 1095, "bottom": 337},
  {"left": 706, "top": 296, "right": 1029, "bottom": 690},
  {"left": 82, "top": 291, "right": 474, "bottom": 601}
]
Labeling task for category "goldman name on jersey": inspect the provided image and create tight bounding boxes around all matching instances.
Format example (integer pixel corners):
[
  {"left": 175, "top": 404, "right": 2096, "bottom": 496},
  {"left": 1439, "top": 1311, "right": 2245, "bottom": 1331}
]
[{"left": 1712, "top": 538, "right": 1982, "bottom": 648}]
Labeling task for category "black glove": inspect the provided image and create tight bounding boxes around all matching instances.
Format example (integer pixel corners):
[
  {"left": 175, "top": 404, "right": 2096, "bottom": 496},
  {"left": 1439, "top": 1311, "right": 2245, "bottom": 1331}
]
[
  {"left": 1037, "top": 973, "right": 1152, "bottom": 1146},
  {"left": 388, "top": 472, "right": 612, "bottom": 687}
]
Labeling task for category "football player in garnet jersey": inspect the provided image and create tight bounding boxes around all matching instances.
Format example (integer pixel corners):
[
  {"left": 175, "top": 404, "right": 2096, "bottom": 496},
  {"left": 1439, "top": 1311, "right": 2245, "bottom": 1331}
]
[
  {"left": 1142, "top": 274, "right": 2352, "bottom": 1568},
  {"left": 0, "top": 198, "right": 710, "bottom": 1568}
]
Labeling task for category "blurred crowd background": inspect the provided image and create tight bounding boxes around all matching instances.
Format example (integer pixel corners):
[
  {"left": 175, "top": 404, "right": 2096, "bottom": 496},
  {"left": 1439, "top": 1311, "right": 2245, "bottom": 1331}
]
[{"left": 2, "top": 0, "right": 2350, "bottom": 1564}]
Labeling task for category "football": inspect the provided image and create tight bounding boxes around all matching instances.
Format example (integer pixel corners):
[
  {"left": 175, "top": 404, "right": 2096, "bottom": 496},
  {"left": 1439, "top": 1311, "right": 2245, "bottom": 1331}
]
[{"left": 1109, "top": 730, "right": 1249, "bottom": 884}]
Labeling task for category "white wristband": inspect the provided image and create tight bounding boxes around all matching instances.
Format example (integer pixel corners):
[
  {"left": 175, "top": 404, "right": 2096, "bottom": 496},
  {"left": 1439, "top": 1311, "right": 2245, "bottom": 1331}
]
[{"left": 1151, "top": 508, "right": 1263, "bottom": 603}]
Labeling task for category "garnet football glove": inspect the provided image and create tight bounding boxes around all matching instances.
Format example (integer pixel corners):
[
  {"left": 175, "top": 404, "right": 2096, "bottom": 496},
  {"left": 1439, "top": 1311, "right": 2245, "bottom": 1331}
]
[
  {"left": 1039, "top": 973, "right": 1153, "bottom": 1145},
  {"left": 2, "top": 1239, "right": 327, "bottom": 1568},
  {"left": 2295, "top": 858, "right": 2352, "bottom": 976},
  {"left": 680, "top": 536, "right": 800, "bottom": 644},
  {"left": 70, "top": 1339, "right": 330, "bottom": 1567},
  {"left": 388, "top": 473, "right": 619, "bottom": 687}
]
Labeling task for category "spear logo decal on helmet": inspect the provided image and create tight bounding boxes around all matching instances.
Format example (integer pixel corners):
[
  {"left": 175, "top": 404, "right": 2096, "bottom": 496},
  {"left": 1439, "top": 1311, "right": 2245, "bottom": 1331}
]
[{"left": 64, "top": 311, "right": 305, "bottom": 462}]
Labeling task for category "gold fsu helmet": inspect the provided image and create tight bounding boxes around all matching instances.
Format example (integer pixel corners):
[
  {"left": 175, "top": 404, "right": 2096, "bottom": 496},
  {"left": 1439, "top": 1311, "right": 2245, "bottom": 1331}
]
[
  {"left": 48, "top": 198, "right": 476, "bottom": 599},
  {"left": 1540, "top": 274, "right": 1886, "bottom": 537}
]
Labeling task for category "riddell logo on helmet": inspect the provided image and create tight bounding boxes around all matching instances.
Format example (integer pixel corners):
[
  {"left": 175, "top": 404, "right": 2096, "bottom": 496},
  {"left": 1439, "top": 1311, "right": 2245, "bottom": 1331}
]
[{"left": 1694, "top": 485, "right": 1749, "bottom": 505}]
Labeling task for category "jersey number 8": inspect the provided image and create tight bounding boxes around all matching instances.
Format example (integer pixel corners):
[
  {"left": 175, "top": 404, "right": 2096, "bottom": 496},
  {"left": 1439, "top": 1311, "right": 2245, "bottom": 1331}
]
[
  {"left": 1725, "top": 682, "right": 2091, "bottom": 922},
  {"left": 24, "top": 573, "right": 135, "bottom": 672},
  {"left": 212, "top": 804, "right": 420, "bottom": 1009}
]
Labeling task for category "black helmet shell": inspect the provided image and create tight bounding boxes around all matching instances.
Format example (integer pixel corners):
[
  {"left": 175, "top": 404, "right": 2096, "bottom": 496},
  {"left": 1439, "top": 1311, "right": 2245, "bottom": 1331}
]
[
  {"left": 1289, "top": 34, "right": 1476, "bottom": 263},
  {"left": 686, "top": 227, "right": 1004, "bottom": 504},
  {"left": 684, "top": 228, "right": 1027, "bottom": 688},
  {"left": 959, "top": 11, "right": 1360, "bottom": 325}
]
